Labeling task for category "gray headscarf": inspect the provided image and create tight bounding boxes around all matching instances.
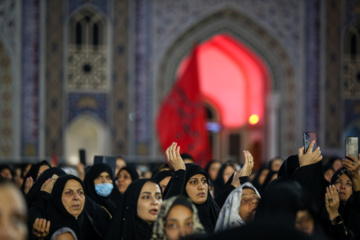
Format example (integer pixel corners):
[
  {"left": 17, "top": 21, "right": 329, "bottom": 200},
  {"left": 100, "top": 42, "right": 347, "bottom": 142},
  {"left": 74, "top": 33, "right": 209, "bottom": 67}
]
[{"left": 50, "top": 227, "right": 78, "bottom": 240}]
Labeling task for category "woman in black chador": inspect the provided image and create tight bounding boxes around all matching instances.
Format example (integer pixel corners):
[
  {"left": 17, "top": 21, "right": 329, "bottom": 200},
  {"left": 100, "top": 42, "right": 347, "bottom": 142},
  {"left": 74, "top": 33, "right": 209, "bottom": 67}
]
[
  {"left": 29, "top": 175, "right": 111, "bottom": 240},
  {"left": 84, "top": 163, "right": 121, "bottom": 216},
  {"left": 105, "top": 179, "right": 163, "bottom": 240}
]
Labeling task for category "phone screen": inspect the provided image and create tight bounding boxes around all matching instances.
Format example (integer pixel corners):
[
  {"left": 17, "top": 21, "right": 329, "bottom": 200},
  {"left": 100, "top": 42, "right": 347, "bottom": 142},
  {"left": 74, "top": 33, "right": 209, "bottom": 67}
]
[
  {"left": 345, "top": 137, "right": 358, "bottom": 161},
  {"left": 303, "top": 132, "right": 318, "bottom": 153}
]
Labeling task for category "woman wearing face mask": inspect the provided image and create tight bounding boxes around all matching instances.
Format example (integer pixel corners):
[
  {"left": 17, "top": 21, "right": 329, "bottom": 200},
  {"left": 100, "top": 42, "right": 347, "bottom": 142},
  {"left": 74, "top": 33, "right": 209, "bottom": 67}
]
[
  {"left": 105, "top": 179, "right": 163, "bottom": 240},
  {"left": 215, "top": 182, "right": 260, "bottom": 232},
  {"left": 151, "top": 196, "right": 205, "bottom": 240},
  {"left": 84, "top": 163, "right": 120, "bottom": 216},
  {"left": 29, "top": 175, "right": 111, "bottom": 240}
]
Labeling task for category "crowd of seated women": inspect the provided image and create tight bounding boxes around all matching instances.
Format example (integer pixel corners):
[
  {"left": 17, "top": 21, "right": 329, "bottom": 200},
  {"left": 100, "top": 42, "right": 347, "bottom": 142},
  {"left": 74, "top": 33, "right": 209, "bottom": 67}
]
[{"left": 0, "top": 140, "right": 360, "bottom": 240}]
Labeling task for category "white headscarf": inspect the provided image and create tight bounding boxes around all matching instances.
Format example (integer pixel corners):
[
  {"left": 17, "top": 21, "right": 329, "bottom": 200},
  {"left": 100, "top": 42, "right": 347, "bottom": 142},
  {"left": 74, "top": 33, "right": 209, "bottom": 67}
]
[{"left": 214, "top": 182, "right": 260, "bottom": 232}]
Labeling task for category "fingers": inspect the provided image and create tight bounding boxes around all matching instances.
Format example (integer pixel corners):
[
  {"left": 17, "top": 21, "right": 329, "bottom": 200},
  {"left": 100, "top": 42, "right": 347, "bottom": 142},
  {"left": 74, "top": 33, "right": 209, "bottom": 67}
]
[
  {"left": 308, "top": 140, "right": 316, "bottom": 153},
  {"left": 298, "top": 147, "right": 304, "bottom": 158},
  {"left": 176, "top": 146, "right": 180, "bottom": 158},
  {"left": 33, "top": 218, "right": 50, "bottom": 237}
]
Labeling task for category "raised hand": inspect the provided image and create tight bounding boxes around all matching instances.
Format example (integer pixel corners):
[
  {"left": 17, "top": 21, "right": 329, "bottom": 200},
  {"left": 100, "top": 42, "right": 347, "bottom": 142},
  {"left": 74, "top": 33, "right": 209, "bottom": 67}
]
[
  {"left": 32, "top": 218, "right": 50, "bottom": 239},
  {"left": 325, "top": 185, "right": 340, "bottom": 220},
  {"left": 240, "top": 150, "right": 254, "bottom": 177},
  {"left": 40, "top": 174, "right": 58, "bottom": 194},
  {"left": 298, "top": 140, "right": 323, "bottom": 167},
  {"left": 231, "top": 150, "right": 255, "bottom": 188},
  {"left": 165, "top": 142, "right": 186, "bottom": 171}
]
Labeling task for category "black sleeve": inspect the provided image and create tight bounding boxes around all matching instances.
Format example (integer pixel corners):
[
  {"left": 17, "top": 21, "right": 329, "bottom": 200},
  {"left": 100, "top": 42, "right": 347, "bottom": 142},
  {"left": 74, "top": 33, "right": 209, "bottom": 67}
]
[
  {"left": 330, "top": 220, "right": 355, "bottom": 240},
  {"left": 214, "top": 184, "right": 235, "bottom": 208},
  {"left": 292, "top": 161, "right": 328, "bottom": 214},
  {"left": 164, "top": 169, "right": 186, "bottom": 199},
  {"left": 85, "top": 197, "right": 112, "bottom": 237},
  {"left": 27, "top": 191, "right": 50, "bottom": 240}
]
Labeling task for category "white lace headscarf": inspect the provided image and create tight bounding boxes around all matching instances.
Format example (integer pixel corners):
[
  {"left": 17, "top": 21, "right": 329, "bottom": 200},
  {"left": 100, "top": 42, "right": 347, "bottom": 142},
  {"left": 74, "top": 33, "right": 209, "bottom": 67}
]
[{"left": 214, "top": 182, "right": 260, "bottom": 232}]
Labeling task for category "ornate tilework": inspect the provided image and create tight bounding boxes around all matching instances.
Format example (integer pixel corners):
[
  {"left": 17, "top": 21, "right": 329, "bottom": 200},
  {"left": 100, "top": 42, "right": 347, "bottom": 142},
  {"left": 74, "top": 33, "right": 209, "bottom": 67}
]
[
  {"left": 67, "top": 93, "right": 107, "bottom": 124},
  {"left": 21, "top": 0, "right": 40, "bottom": 156},
  {"left": 134, "top": 0, "right": 152, "bottom": 154},
  {"left": 323, "top": 0, "right": 342, "bottom": 148},
  {"left": 152, "top": 0, "right": 302, "bottom": 71},
  {"left": 0, "top": 40, "right": 13, "bottom": 157},
  {"left": 0, "top": 0, "right": 17, "bottom": 53},
  {"left": 112, "top": 0, "right": 129, "bottom": 154},
  {"left": 304, "top": 0, "right": 321, "bottom": 132},
  {"left": 46, "top": 0, "right": 64, "bottom": 157},
  {"left": 68, "top": 0, "right": 108, "bottom": 15}
]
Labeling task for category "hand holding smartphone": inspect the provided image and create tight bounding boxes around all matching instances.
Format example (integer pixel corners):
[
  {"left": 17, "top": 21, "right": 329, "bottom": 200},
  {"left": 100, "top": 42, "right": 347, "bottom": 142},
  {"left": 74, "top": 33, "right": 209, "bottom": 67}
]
[
  {"left": 345, "top": 137, "right": 358, "bottom": 161},
  {"left": 303, "top": 132, "right": 318, "bottom": 153}
]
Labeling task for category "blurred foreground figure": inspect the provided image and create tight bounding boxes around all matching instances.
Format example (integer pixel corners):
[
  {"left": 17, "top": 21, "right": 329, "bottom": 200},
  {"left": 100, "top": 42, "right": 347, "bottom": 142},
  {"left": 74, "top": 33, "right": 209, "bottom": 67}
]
[{"left": 0, "top": 179, "right": 28, "bottom": 240}]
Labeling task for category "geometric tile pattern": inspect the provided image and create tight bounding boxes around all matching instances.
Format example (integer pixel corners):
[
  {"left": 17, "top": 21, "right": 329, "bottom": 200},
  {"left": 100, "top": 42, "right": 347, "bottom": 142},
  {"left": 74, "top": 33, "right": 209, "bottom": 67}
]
[
  {"left": 0, "top": 0, "right": 16, "bottom": 158},
  {"left": 134, "top": 0, "right": 151, "bottom": 154},
  {"left": 21, "top": 0, "right": 40, "bottom": 156},
  {"left": 111, "top": 0, "right": 129, "bottom": 155},
  {"left": 304, "top": 0, "right": 321, "bottom": 132},
  {"left": 67, "top": 93, "right": 108, "bottom": 124},
  {"left": 45, "top": 0, "right": 65, "bottom": 157},
  {"left": 0, "top": 40, "right": 12, "bottom": 157},
  {"left": 324, "top": 0, "right": 342, "bottom": 148},
  {"left": 67, "top": 8, "right": 107, "bottom": 91},
  {"left": 68, "top": 0, "right": 108, "bottom": 15}
]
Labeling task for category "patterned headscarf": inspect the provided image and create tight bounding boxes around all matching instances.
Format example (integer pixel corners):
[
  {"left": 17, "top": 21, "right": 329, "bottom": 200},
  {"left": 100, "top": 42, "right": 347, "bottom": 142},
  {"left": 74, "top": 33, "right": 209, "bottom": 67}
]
[
  {"left": 215, "top": 182, "right": 260, "bottom": 232},
  {"left": 151, "top": 196, "right": 205, "bottom": 240}
]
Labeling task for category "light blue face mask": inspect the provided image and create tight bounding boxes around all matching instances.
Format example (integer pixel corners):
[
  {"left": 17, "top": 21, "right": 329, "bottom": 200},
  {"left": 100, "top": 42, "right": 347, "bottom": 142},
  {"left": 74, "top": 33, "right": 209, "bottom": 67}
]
[{"left": 95, "top": 183, "right": 114, "bottom": 197}]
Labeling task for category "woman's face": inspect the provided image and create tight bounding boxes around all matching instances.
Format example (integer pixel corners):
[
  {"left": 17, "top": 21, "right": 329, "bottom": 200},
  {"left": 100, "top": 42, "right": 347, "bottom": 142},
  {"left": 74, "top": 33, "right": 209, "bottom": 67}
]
[
  {"left": 94, "top": 171, "right": 113, "bottom": 185},
  {"left": 238, "top": 188, "right": 259, "bottom": 223},
  {"left": 159, "top": 176, "right": 171, "bottom": 193},
  {"left": 295, "top": 210, "right": 314, "bottom": 235},
  {"left": 61, "top": 179, "right": 85, "bottom": 218},
  {"left": 165, "top": 205, "right": 194, "bottom": 240},
  {"left": 335, "top": 173, "right": 353, "bottom": 202},
  {"left": 116, "top": 169, "right": 132, "bottom": 194},
  {"left": 137, "top": 182, "right": 162, "bottom": 224},
  {"left": 258, "top": 169, "right": 270, "bottom": 185},
  {"left": 0, "top": 185, "right": 28, "bottom": 240},
  {"left": 324, "top": 168, "right": 334, "bottom": 182},
  {"left": 271, "top": 159, "right": 283, "bottom": 172},
  {"left": 332, "top": 159, "right": 343, "bottom": 172},
  {"left": 185, "top": 174, "right": 208, "bottom": 204},
  {"left": 223, "top": 166, "right": 235, "bottom": 183},
  {"left": 208, "top": 162, "right": 221, "bottom": 181}
]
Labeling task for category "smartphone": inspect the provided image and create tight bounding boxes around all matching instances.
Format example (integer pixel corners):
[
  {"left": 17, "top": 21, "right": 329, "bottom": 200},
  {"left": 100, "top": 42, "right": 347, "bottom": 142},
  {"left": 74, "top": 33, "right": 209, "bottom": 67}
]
[
  {"left": 303, "top": 132, "right": 318, "bottom": 153},
  {"left": 345, "top": 137, "right": 358, "bottom": 161}
]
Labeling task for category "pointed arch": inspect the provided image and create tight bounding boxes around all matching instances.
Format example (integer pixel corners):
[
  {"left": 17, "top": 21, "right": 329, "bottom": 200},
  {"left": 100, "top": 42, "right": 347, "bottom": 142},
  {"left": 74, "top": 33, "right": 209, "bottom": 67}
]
[{"left": 155, "top": 9, "right": 296, "bottom": 158}]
